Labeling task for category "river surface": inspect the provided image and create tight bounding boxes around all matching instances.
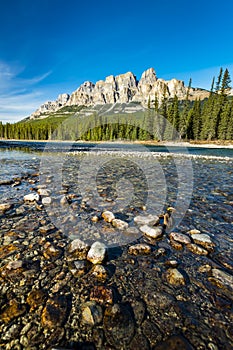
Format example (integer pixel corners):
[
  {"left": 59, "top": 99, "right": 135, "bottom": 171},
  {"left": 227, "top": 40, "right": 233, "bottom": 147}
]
[{"left": 0, "top": 140, "right": 233, "bottom": 349}]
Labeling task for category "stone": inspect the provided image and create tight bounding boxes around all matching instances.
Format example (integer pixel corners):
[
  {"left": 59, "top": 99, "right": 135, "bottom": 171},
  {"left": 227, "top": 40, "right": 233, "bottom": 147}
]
[
  {"left": 41, "top": 295, "right": 68, "bottom": 329},
  {"left": 103, "top": 304, "right": 135, "bottom": 349},
  {"left": 0, "top": 179, "right": 14, "bottom": 185},
  {"left": 81, "top": 301, "right": 103, "bottom": 326},
  {"left": 165, "top": 260, "right": 179, "bottom": 268},
  {"left": 188, "top": 229, "right": 201, "bottom": 235},
  {"left": 169, "top": 239, "right": 183, "bottom": 250},
  {"left": 0, "top": 244, "right": 19, "bottom": 259},
  {"left": 0, "top": 203, "right": 13, "bottom": 212},
  {"left": 191, "top": 234, "right": 215, "bottom": 250},
  {"left": 166, "top": 268, "right": 186, "bottom": 286},
  {"left": 87, "top": 241, "right": 106, "bottom": 264},
  {"left": 139, "top": 225, "right": 163, "bottom": 239},
  {"left": 37, "top": 188, "right": 50, "bottom": 196},
  {"left": 42, "top": 196, "right": 52, "bottom": 205},
  {"left": 91, "top": 264, "right": 108, "bottom": 280},
  {"left": 134, "top": 214, "right": 159, "bottom": 226},
  {"left": 24, "top": 193, "right": 40, "bottom": 202},
  {"left": 112, "top": 218, "right": 129, "bottom": 230},
  {"left": 69, "top": 260, "right": 88, "bottom": 277},
  {"left": 128, "top": 243, "right": 151, "bottom": 255},
  {"left": 39, "top": 223, "right": 55, "bottom": 234},
  {"left": 212, "top": 268, "right": 233, "bottom": 290},
  {"left": 186, "top": 243, "right": 208, "bottom": 255},
  {"left": 169, "top": 232, "right": 191, "bottom": 245},
  {"left": 43, "top": 244, "right": 62, "bottom": 259},
  {"left": 90, "top": 286, "right": 114, "bottom": 304},
  {"left": 153, "top": 334, "right": 194, "bottom": 350},
  {"left": 0, "top": 300, "right": 26, "bottom": 324},
  {"left": 102, "top": 210, "right": 115, "bottom": 223},
  {"left": 67, "top": 239, "right": 90, "bottom": 260},
  {"left": 27, "top": 290, "right": 47, "bottom": 311}
]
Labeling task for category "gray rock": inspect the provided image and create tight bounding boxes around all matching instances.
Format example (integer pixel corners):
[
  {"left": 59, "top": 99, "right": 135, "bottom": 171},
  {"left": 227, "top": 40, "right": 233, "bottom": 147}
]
[
  {"left": 169, "top": 232, "right": 191, "bottom": 245},
  {"left": 112, "top": 218, "right": 129, "bottom": 230},
  {"left": 212, "top": 268, "right": 233, "bottom": 290},
  {"left": 102, "top": 210, "right": 115, "bottom": 223},
  {"left": 134, "top": 214, "right": 159, "bottom": 226},
  {"left": 42, "top": 196, "right": 52, "bottom": 205},
  {"left": 81, "top": 301, "right": 103, "bottom": 326},
  {"left": 166, "top": 268, "right": 186, "bottom": 286},
  {"left": 0, "top": 203, "right": 12, "bottom": 211},
  {"left": 191, "top": 233, "right": 215, "bottom": 250},
  {"left": 128, "top": 243, "right": 151, "bottom": 255},
  {"left": 67, "top": 239, "right": 90, "bottom": 260},
  {"left": 139, "top": 225, "right": 163, "bottom": 239},
  {"left": 87, "top": 241, "right": 106, "bottom": 264},
  {"left": 24, "top": 193, "right": 40, "bottom": 202}
]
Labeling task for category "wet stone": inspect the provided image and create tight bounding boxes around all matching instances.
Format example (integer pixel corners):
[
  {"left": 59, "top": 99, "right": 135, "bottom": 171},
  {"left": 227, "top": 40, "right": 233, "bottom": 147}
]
[
  {"left": 66, "top": 239, "right": 90, "bottom": 261},
  {"left": 186, "top": 243, "right": 208, "bottom": 255},
  {"left": 212, "top": 268, "right": 233, "bottom": 290},
  {"left": 169, "top": 238, "right": 183, "bottom": 250},
  {"left": 102, "top": 210, "right": 115, "bottom": 223},
  {"left": 39, "top": 223, "right": 55, "bottom": 234},
  {"left": 41, "top": 295, "right": 68, "bottom": 329},
  {"left": 90, "top": 285, "right": 114, "bottom": 304},
  {"left": 166, "top": 268, "right": 186, "bottom": 286},
  {"left": 69, "top": 260, "right": 89, "bottom": 277},
  {"left": 169, "top": 232, "right": 191, "bottom": 245},
  {"left": 128, "top": 243, "right": 151, "bottom": 255},
  {"left": 91, "top": 264, "right": 108, "bottom": 280},
  {"left": 153, "top": 334, "right": 194, "bottom": 350},
  {"left": 87, "top": 241, "right": 106, "bottom": 264},
  {"left": 24, "top": 193, "right": 40, "bottom": 202},
  {"left": 0, "top": 299, "right": 26, "bottom": 324},
  {"left": 37, "top": 188, "right": 50, "bottom": 196},
  {"left": 112, "top": 218, "right": 129, "bottom": 230},
  {"left": 139, "top": 225, "right": 163, "bottom": 239},
  {"left": 42, "top": 196, "right": 52, "bottom": 205},
  {"left": 103, "top": 303, "right": 135, "bottom": 349},
  {"left": 134, "top": 214, "right": 159, "bottom": 226},
  {"left": 0, "top": 244, "right": 19, "bottom": 259},
  {"left": 81, "top": 301, "right": 103, "bottom": 326},
  {"left": 191, "top": 233, "right": 215, "bottom": 251},
  {"left": 27, "top": 290, "right": 47, "bottom": 311},
  {"left": 0, "top": 203, "right": 13, "bottom": 212}
]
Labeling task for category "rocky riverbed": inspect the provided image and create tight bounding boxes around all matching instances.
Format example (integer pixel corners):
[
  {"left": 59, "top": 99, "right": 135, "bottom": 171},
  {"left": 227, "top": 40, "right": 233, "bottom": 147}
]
[{"left": 0, "top": 148, "right": 233, "bottom": 350}]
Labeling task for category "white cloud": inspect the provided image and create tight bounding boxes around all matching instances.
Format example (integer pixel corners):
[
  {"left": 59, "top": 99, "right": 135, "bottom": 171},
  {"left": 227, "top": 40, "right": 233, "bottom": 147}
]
[{"left": 0, "top": 61, "right": 53, "bottom": 123}]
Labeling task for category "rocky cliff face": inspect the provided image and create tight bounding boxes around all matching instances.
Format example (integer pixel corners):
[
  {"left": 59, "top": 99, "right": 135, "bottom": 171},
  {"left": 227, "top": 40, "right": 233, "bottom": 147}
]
[{"left": 30, "top": 68, "right": 209, "bottom": 119}]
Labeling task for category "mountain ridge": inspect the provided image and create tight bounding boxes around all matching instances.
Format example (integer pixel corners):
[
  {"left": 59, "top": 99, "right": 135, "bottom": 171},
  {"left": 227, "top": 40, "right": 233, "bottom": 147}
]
[{"left": 30, "top": 67, "right": 210, "bottom": 119}]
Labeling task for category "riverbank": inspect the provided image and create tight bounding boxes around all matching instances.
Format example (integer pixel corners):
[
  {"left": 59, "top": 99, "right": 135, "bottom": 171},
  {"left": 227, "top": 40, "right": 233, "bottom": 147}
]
[{"left": 1, "top": 138, "right": 233, "bottom": 149}]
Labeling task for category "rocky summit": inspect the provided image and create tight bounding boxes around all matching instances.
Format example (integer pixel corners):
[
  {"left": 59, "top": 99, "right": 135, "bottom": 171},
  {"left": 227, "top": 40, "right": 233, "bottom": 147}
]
[{"left": 30, "top": 68, "right": 209, "bottom": 119}]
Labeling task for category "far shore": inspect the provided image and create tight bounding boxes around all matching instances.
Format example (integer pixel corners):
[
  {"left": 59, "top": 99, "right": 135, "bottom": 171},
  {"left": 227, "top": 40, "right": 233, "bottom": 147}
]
[{"left": 1, "top": 138, "right": 233, "bottom": 149}]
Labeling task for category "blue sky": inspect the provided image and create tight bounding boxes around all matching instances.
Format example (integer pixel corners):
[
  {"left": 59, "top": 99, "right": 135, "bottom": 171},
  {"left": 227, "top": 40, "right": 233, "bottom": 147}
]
[{"left": 0, "top": 0, "right": 233, "bottom": 123}]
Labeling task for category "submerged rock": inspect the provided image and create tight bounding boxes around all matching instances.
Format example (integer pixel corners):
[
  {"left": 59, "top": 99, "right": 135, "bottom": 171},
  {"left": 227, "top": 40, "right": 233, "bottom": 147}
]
[
  {"left": 139, "top": 225, "right": 163, "bottom": 239},
  {"left": 169, "top": 232, "right": 191, "bottom": 245},
  {"left": 191, "top": 234, "right": 215, "bottom": 251},
  {"left": 0, "top": 300, "right": 26, "bottom": 324},
  {"left": 41, "top": 295, "right": 68, "bottom": 329},
  {"left": 81, "top": 301, "right": 103, "bottom": 326},
  {"left": 186, "top": 243, "right": 208, "bottom": 255},
  {"left": 90, "top": 286, "right": 114, "bottom": 304},
  {"left": 24, "top": 193, "right": 40, "bottom": 202},
  {"left": 212, "top": 268, "right": 233, "bottom": 290},
  {"left": 128, "top": 243, "right": 151, "bottom": 255},
  {"left": 0, "top": 203, "right": 13, "bottom": 212},
  {"left": 67, "top": 239, "right": 90, "bottom": 261},
  {"left": 134, "top": 214, "right": 159, "bottom": 226},
  {"left": 103, "top": 304, "right": 135, "bottom": 349},
  {"left": 87, "top": 241, "right": 106, "bottom": 264},
  {"left": 112, "top": 218, "right": 129, "bottom": 230},
  {"left": 102, "top": 210, "right": 115, "bottom": 223},
  {"left": 165, "top": 268, "right": 186, "bottom": 286}
]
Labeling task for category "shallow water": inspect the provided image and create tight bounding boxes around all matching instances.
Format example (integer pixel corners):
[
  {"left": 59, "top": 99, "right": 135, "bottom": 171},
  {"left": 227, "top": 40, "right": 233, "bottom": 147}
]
[{"left": 0, "top": 141, "right": 233, "bottom": 349}]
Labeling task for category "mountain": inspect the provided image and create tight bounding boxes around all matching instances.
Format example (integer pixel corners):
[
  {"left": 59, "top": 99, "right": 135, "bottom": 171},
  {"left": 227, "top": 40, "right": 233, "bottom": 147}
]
[{"left": 30, "top": 68, "right": 210, "bottom": 119}]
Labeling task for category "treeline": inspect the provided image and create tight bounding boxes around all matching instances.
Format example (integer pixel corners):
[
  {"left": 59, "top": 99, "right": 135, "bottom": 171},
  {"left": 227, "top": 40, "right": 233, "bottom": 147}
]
[{"left": 0, "top": 68, "right": 232, "bottom": 141}]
